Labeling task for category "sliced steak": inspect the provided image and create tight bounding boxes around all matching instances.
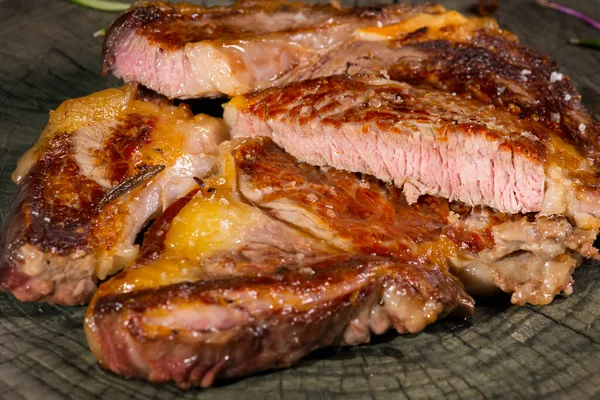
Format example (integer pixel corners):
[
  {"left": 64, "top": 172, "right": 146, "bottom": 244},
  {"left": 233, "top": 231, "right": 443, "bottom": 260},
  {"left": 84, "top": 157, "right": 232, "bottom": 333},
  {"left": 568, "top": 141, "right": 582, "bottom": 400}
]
[
  {"left": 102, "top": 0, "right": 600, "bottom": 166},
  {"left": 85, "top": 138, "right": 473, "bottom": 386},
  {"left": 225, "top": 7, "right": 600, "bottom": 223},
  {"left": 102, "top": 0, "right": 435, "bottom": 98},
  {"left": 86, "top": 254, "right": 471, "bottom": 389},
  {"left": 86, "top": 137, "right": 598, "bottom": 388},
  {"left": 233, "top": 138, "right": 598, "bottom": 305},
  {"left": 225, "top": 74, "right": 600, "bottom": 226},
  {"left": 0, "top": 84, "right": 227, "bottom": 305},
  {"left": 298, "top": 8, "right": 598, "bottom": 151}
]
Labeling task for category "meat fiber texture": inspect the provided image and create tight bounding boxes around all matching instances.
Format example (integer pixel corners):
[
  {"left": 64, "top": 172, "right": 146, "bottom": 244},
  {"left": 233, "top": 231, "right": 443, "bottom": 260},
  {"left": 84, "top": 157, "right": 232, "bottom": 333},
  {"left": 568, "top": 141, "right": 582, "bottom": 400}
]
[
  {"left": 104, "top": 0, "right": 600, "bottom": 220},
  {"left": 225, "top": 73, "right": 600, "bottom": 226},
  {"left": 85, "top": 138, "right": 598, "bottom": 388},
  {"left": 102, "top": 0, "right": 436, "bottom": 98},
  {"left": 84, "top": 138, "right": 474, "bottom": 388}
]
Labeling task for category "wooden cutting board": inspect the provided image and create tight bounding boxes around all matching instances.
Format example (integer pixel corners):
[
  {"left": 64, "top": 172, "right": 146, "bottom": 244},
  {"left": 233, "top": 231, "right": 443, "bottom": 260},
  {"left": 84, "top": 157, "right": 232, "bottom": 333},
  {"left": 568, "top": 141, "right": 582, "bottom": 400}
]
[{"left": 0, "top": 0, "right": 599, "bottom": 398}]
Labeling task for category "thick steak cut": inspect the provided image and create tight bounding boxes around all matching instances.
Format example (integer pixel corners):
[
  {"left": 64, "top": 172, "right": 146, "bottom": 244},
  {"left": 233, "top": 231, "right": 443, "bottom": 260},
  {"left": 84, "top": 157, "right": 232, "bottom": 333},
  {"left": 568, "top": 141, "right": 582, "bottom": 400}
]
[
  {"left": 0, "top": 84, "right": 227, "bottom": 305},
  {"left": 86, "top": 254, "right": 471, "bottom": 389},
  {"left": 224, "top": 7, "right": 600, "bottom": 221},
  {"left": 85, "top": 138, "right": 597, "bottom": 388},
  {"left": 102, "top": 0, "right": 432, "bottom": 98},
  {"left": 225, "top": 74, "right": 600, "bottom": 224},
  {"left": 232, "top": 138, "right": 597, "bottom": 304}
]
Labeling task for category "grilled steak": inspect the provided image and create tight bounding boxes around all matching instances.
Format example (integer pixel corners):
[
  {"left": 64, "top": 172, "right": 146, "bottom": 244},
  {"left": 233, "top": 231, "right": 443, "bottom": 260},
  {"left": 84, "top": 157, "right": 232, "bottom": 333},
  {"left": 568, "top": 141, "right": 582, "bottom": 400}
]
[
  {"left": 86, "top": 255, "right": 470, "bottom": 389},
  {"left": 293, "top": 9, "right": 595, "bottom": 138},
  {"left": 85, "top": 139, "right": 473, "bottom": 388},
  {"left": 3, "top": 0, "right": 598, "bottom": 388},
  {"left": 234, "top": 138, "right": 598, "bottom": 305},
  {"left": 104, "top": 0, "right": 600, "bottom": 219},
  {"left": 102, "top": 0, "right": 433, "bottom": 98},
  {"left": 352, "top": 18, "right": 600, "bottom": 160},
  {"left": 86, "top": 138, "right": 597, "bottom": 388},
  {"left": 0, "top": 84, "right": 227, "bottom": 305},
  {"left": 225, "top": 73, "right": 600, "bottom": 224}
]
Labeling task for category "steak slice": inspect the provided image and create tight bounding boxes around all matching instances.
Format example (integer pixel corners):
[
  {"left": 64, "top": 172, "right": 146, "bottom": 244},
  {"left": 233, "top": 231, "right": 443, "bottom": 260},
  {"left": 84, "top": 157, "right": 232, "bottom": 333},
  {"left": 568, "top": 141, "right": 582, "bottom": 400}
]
[
  {"left": 299, "top": 15, "right": 600, "bottom": 159},
  {"left": 233, "top": 138, "right": 598, "bottom": 305},
  {"left": 0, "top": 84, "right": 227, "bottom": 305},
  {"left": 102, "top": 0, "right": 433, "bottom": 98},
  {"left": 86, "top": 254, "right": 471, "bottom": 389},
  {"left": 85, "top": 137, "right": 598, "bottom": 388},
  {"left": 85, "top": 138, "right": 473, "bottom": 387},
  {"left": 225, "top": 7, "right": 600, "bottom": 223},
  {"left": 225, "top": 74, "right": 600, "bottom": 225}
]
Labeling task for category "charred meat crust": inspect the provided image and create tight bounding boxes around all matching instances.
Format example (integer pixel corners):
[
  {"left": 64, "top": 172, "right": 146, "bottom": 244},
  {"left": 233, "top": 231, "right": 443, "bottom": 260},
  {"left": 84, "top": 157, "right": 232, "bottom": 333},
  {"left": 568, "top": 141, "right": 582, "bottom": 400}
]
[
  {"left": 386, "top": 35, "right": 600, "bottom": 159},
  {"left": 99, "top": 113, "right": 158, "bottom": 184},
  {"left": 20, "top": 135, "right": 104, "bottom": 253},
  {"left": 238, "top": 75, "right": 547, "bottom": 163},
  {"left": 300, "top": 23, "right": 599, "bottom": 160},
  {"left": 0, "top": 135, "right": 103, "bottom": 304},
  {"left": 102, "top": 1, "right": 304, "bottom": 73},
  {"left": 9, "top": 109, "right": 164, "bottom": 253},
  {"left": 86, "top": 255, "right": 473, "bottom": 388},
  {"left": 103, "top": 0, "right": 417, "bottom": 49}
]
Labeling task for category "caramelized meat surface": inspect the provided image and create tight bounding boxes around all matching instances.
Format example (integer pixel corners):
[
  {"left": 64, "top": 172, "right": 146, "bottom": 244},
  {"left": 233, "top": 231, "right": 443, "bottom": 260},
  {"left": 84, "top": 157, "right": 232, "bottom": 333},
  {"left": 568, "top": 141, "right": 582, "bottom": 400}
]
[
  {"left": 86, "top": 138, "right": 597, "bottom": 388},
  {"left": 0, "top": 84, "right": 227, "bottom": 304},
  {"left": 233, "top": 138, "right": 598, "bottom": 305},
  {"left": 86, "top": 254, "right": 472, "bottom": 388},
  {"left": 4, "top": 0, "right": 598, "bottom": 387},
  {"left": 226, "top": 74, "right": 600, "bottom": 226},
  {"left": 102, "top": 0, "right": 433, "bottom": 98}
]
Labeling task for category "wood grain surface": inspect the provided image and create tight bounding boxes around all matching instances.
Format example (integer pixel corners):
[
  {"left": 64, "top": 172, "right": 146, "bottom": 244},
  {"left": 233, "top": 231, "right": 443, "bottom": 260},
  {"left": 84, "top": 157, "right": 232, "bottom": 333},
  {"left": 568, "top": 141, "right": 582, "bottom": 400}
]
[{"left": 1, "top": 0, "right": 600, "bottom": 398}]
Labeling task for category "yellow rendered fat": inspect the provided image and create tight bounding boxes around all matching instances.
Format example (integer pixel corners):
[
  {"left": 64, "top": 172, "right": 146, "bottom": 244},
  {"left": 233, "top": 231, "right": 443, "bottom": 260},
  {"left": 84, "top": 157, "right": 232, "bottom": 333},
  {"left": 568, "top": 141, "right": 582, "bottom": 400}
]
[
  {"left": 354, "top": 11, "right": 469, "bottom": 41},
  {"left": 164, "top": 195, "right": 264, "bottom": 261},
  {"left": 354, "top": 11, "right": 499, "bottom": 43},
  {"left": 548, "top": 134, "right": 586, "bottom": 170},
  {"left": 164, "top": 149, "right": 260, "bottom": 257},
  {"left": 144, "top": 149, "right": 261, "bottom": 277},
  {"left": 94, "top": 147, "right": 250, "bottom": 295},
  {"left": 417, "top": 236, "right": 458, "bottom": 269},
  {"left": 95, "top": 257, "right": 198, "bottom": 296},
  {"left": 226, "top": 95, "right": 248, "bottom": 110},
  {"left": 44, "top": 85, "right": 135, "bottom": 137}
]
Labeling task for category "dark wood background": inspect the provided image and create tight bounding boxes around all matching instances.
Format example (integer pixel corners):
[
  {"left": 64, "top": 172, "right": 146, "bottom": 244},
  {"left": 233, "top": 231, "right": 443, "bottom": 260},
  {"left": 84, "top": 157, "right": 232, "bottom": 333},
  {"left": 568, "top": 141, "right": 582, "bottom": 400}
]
[{"left": 1, "top": 0, "right": 599, "bottom": 398}]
